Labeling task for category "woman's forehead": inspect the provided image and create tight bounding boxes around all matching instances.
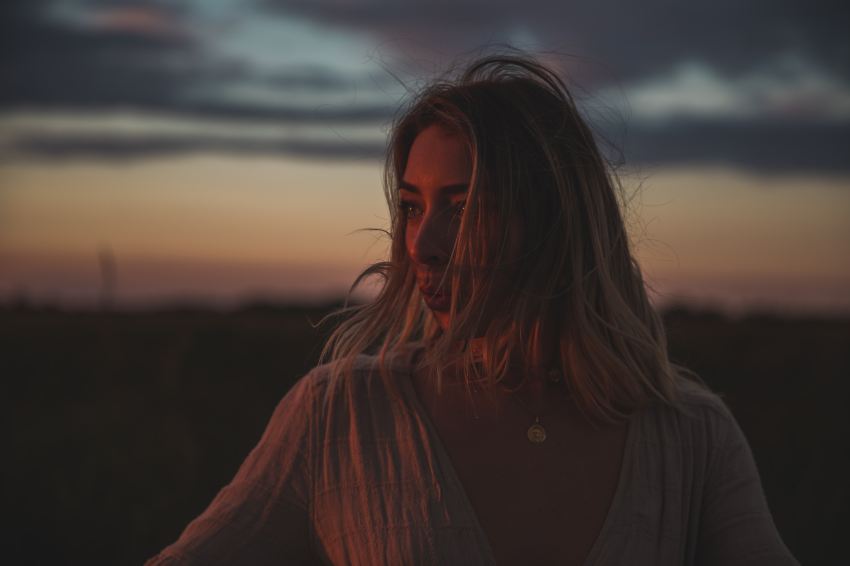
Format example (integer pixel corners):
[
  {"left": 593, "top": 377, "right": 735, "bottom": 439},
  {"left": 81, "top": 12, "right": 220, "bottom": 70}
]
[{"left": 402, "top": 125, "right": 472, "bottom": 190}]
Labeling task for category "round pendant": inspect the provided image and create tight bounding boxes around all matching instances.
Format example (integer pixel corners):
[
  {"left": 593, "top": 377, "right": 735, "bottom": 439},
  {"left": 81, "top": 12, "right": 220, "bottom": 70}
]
[{"left": 527, "top": 423, "right": 547, "bottom": 444}]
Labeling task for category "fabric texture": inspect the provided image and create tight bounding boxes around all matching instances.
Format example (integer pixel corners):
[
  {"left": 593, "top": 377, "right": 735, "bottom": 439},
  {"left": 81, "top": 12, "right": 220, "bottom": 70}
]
[{"left": 146, "top": 347, "right": 799, "bottom": 565}]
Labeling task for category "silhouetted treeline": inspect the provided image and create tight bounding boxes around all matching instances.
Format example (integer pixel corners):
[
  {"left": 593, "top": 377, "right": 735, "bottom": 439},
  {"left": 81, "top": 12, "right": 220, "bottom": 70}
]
[{"left": 2, "top": 302, "right": 847, "bottom": 565}]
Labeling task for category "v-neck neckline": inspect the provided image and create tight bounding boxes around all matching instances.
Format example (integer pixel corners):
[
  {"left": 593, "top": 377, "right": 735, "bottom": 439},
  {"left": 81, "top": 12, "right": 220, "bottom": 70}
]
[{"left": 399, "top": 357, "right": 639, "bottom": 566}]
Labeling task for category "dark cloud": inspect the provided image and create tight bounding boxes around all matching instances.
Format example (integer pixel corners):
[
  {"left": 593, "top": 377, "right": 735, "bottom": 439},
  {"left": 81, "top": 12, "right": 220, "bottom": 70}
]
[
  {"left": 3, "top": 133, "right": 385, "bottom": 161},
  {"left": 2, "top": 0, "right": 848, "bottom": 172},
  {"left": 1, "top": 103, "right": 394, "bottom": 125},
  {"left": 606, "top": 119, "right": 850, "bottom": 175},
  {"left": 260, "top": 67, "right": 394, "bottom": 91},
  {"left": 9, "top": 1, "right": 845, "bottom": 117},
  {"left": 0, "top": 1, "right": 390, "bottom": 121},
  {"left": 1, "top": 1, "right": 202, "bottom": 108},
  {"left": 6, "top": 119, "right": 848, "bottom": 174},
  {"left": 264, "top": 0, "right": 850, "bottom": 86}
]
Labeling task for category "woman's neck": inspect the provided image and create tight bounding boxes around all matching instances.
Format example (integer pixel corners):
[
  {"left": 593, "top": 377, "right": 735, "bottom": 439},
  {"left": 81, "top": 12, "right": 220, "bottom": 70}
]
[{"left": 466, "top": 330, "right": 562, "bottom": 379}]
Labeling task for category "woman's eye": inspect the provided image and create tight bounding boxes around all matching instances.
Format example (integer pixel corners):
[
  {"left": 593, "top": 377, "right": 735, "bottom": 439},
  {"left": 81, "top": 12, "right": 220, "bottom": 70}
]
[
  {"left": 399, "top": 201, "right": 423, "bottom": 218},
  {"left": 455, "top": 201, "right": 466, "bottom": 216}
]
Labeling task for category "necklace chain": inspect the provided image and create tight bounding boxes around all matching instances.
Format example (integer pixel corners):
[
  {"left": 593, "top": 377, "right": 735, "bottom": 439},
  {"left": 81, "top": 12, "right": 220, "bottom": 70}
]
[
  {"left": 457, "top": 341, "right": 567, "bottom": 445},
  {"left": 501, "top": 370, "right": 565, "bottom": 445}
]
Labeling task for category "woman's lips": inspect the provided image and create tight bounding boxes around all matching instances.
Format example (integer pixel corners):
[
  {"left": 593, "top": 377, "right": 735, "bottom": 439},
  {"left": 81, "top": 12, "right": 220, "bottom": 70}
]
[{"left": 420, "top": 286, "right": 451, "bottom": 311}]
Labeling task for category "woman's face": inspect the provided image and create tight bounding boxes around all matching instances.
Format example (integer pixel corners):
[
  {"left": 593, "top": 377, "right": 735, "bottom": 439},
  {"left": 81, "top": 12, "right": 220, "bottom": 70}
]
[{"left": 400, "top": 124, "right": 472, "bottom": 330}]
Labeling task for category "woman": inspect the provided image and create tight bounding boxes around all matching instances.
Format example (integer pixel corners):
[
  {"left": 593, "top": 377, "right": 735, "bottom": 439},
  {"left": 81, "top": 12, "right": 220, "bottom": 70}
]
[{"left": 147, "top": 54, "right": 798, "bottom": 565}]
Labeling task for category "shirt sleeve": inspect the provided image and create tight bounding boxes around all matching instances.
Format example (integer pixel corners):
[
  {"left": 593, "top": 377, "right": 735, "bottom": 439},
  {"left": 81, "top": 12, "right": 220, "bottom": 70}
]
[
  {"left": 697, "top": 405, "right": 799, "bottom": 566},
  {"left": 145, "top": 372, "right": 321, "bottom": 566}
]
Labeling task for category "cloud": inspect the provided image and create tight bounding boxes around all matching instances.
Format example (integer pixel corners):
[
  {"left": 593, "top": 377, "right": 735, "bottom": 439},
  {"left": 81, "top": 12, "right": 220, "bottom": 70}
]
[
  {"left": 2, "top": 0, "right": 848, "bottom": 171},
  {"left": 2, "top": 132, "right": 385, "bottom": 162},
  {"left": 262, "top": 0, "right": 850, "bottom": 87},
  {"left": 608, "top": 56, "right": 850, "bottom": 123},
  {"left": 84, "top": 4, "right": 189, "bottom": 39},
  {"left": 0, "top": 1, "right": 391, "bottom": 118},
  {"left": 0, "top": 119, "right": 850, "bottom": 174},
  {"left": 605, "top": 119, "right": 850, "bottom": 174},
  {"left": 1, "top": 1, "right": 201, "bottom": 109}
]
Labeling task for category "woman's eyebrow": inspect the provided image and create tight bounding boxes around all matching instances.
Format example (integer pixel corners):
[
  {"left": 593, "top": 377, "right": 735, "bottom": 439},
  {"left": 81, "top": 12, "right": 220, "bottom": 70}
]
[{"left": 397, "top": 180, "right": 469, "bottom": 194}]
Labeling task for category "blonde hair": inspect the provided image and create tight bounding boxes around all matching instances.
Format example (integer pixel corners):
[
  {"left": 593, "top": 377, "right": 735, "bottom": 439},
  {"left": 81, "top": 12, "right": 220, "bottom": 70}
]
[{"left": 320, "top": 53, "right": 693, "bottom": 423}]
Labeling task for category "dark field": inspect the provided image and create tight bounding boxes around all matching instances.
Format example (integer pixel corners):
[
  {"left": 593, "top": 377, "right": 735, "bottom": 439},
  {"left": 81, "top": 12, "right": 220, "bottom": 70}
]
[{"left": 2, "top": 303, "right": 848, "bottom": 565}]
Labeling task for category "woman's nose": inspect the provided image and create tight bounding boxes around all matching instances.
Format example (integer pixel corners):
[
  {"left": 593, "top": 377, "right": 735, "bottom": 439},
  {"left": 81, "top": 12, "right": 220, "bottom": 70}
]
[{"left": 409, "top": 209, "right": 454, "bottom": 266}]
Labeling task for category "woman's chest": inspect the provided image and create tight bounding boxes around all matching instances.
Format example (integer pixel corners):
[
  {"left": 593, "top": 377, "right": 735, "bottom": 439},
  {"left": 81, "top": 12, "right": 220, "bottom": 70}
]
[{"left": 433, "top": 411, "right": 628, "bottom": 565}]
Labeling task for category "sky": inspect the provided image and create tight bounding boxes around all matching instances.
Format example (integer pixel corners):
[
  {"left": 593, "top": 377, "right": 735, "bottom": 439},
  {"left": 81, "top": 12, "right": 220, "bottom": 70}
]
[{"left": 1, "top": 0, "right": 848, "bottom": 314}]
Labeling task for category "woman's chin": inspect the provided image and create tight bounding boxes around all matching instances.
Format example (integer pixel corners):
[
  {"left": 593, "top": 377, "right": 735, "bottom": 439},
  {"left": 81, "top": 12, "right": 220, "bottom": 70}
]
[{"left": 425, "top": 305, "right": 451, "bottom": 330}]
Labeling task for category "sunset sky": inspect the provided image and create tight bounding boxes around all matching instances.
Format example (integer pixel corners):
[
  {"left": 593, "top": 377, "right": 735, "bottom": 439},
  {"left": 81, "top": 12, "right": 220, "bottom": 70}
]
[{"left": 1, "top": 0, "right": 848, "bottom": 314}]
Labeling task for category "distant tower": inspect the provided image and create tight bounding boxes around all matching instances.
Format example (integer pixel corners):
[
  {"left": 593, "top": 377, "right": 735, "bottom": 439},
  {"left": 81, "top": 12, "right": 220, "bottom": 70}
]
[{"left": 98, "top": 246, "right": 117, "bottom": 310}]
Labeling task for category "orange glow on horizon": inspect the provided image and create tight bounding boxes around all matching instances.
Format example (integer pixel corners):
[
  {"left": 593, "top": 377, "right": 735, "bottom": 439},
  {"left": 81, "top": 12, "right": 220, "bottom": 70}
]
[{"left": 1, "top": 157, "right": 848, "bottom": 313}]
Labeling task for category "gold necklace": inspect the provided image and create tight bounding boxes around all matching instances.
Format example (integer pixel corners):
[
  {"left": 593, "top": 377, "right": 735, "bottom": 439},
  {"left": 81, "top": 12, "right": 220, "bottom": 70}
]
[{"left": 503, "top": 370, "right": 565, "bottom": 445}]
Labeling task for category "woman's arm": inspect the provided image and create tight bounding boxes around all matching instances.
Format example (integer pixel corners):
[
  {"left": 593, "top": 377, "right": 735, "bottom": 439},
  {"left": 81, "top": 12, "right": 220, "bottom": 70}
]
[
  {"left": 697, "top": 407, "right": 799, "bottom": 566},
  {"left": 145, "top": 374, "right": 321, "bottom": 565}
]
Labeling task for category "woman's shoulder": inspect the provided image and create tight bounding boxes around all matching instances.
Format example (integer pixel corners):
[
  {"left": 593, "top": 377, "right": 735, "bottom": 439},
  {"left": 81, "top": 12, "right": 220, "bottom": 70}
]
[
  {"left": 295, "top": 343, "right": 424, "bottom": 406},
  {"left": 280, "top": 346, "right": 425, "bottom": 446},
  {"left": 672, "top": 375, "right": 734, "bottom": 419},
  {"left": 640, "top": 375, "right": 744, "bottom": 453},
  {"left": 307, "top": 343, "right": 422, "bottom": 382}
]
